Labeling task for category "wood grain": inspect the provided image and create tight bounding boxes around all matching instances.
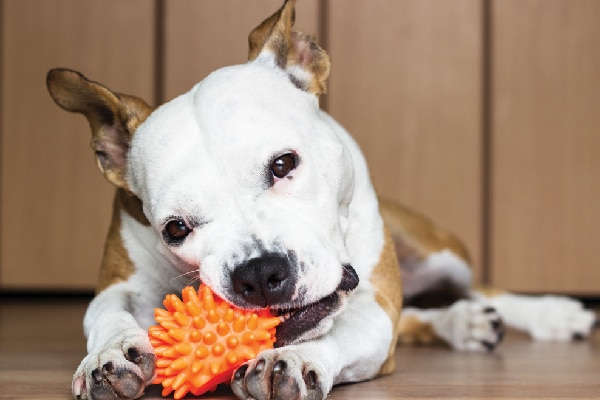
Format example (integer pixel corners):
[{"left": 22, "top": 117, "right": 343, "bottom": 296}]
[
  {"left": 1, "top": 299, "right": 598, "bottom": 399},
  {"left": 0, "top": 0, "right": 155, "bottom": 289},
  {"left": 2, "top": 0, "right": 599, "bottom": 296},
  {"left": 491, "top": 0, "right": 600, "bottom": 294},
  {"left": 163, "top": 0, "right": 320, "bottom": 101},
  {"left": 327, "top": 0, "right": 484, "bottom": 281}
]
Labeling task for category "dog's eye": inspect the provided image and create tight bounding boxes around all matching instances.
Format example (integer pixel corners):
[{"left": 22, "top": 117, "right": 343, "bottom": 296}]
[
  {"left": 271, "top": 153, "right": 297, "bottom": 179},
  {"left": 163, "top": 219, "right": 191, "bottom": 245}
]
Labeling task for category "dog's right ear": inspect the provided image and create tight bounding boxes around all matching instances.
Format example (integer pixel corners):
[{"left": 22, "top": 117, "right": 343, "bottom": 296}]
[
  {"left": 248, "top": 0, "right": 330, "bottom": 96},
  {"left": 46, "top": 68, "right": 153, "bottom": 190}
]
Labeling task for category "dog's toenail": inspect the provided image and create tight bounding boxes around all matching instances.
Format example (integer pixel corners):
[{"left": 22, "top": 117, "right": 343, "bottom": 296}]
[
  {"left": 92, "top": 368, "right": 103, "bottom": 383},
  {"left": 234, "top": 364, "right": 249, "bottom": 380},
  {"left": 273, "top": 360, "right": 287, "bottom": 374},
  {"left": 483, "top": 306, "right": 496, "bottom": 314},
  {"left": 305, "top": 370, "right": 318, "bottom": 389},
  {"left": 255, "top": 359, "right": 266, "bottom": 372},
  {"left": 102, "top": 361, "right": 114, "bottom": 374},
  {"left": 482, "top": 340, "right": 496, "bottom": 352},
  {"left": 491, "top": 319, "right": 503, "bottom": 331},
  {"left": 127, "top": 347, "right": 141, "bottom": 363},
  {"left": 572, "top": 332, "right": 585, "bottom": 341}
]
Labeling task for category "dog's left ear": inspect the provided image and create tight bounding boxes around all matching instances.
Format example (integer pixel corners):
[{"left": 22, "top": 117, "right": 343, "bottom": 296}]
[
  {"left": 248, "top": 0, "right": 330, "bottom": 96},
  {"left": 47, "top": 68, "right": 153, "bottom": 190}
]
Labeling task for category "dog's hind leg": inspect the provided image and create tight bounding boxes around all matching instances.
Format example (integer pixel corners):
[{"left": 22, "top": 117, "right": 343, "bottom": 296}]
[
  {"left": 474, "top": 289, "right": 598, "bottom": 342},
  {"left": 398, "top": 301, "right": 504, "bottom": 352},
  {"left": 380, "top": 199, "right": 504, "bottom": 351},
  {"left": 393, "top": 250, "right": 505, "bottom": 352},
  {"left": 378, "top": 199, "right": 473, "bottom": 306},
  {"left": 392, "top": 245, "right": 504, "bottom": 351}
]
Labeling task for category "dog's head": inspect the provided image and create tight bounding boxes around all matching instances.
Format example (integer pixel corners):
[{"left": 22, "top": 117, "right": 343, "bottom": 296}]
[{"left": 47, "top": 0, "right": 359, "bottom": 346}]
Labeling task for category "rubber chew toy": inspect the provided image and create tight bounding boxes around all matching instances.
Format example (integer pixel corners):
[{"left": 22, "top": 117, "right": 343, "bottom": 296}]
[{"left": 149, "top": 284, "right": 280, "bottom": 399}]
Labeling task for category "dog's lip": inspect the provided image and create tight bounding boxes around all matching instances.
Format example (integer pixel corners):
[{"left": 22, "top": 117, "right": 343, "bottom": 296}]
[
  {"left": 272, "top": 291, "right": 340, "bottom": 347},
  {"left": 272, "top": 264, "right": 359, "bottom": 346}
]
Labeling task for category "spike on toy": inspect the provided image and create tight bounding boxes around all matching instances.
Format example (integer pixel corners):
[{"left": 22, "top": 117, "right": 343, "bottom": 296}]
[{"left": 149, "top": 284, "right": 280, "bottom": 399}]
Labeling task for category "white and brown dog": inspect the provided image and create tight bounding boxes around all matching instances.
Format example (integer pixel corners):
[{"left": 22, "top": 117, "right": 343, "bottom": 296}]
[{"left": 47, "top": 1, "right": 596, "bottom": 399}]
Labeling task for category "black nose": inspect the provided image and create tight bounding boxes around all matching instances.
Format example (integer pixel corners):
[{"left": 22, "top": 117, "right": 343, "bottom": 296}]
[{"left": 231, "top": 254, "right": 296, "bottom": 307}]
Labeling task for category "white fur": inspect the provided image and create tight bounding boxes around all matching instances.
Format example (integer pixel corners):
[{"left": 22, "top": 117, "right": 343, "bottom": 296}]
[
  {"left": 485, "top": 293, "right": 596, "bottom": 341},
  {"left": 404, "top": 300, "right": 503, "bottom": 352},
  {"left": 73, "top": 211, "right": 192, "bottom": 397},
  {"left": 401, "top": 249, "right": 472, "bottom": 299},
  {"left": 128, "top": 62, "right": 359, "bottom": 305},
  {"left": 74, "top": 58, "right": 396, "bottom": 400}
]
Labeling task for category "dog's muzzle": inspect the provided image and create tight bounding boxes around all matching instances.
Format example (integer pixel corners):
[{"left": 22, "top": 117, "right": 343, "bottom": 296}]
[
  {"left": 273, "top": 264, "right": 359, "bottom": 346},
  {"left": 229, "top": 255, "right": 359, "bottom": 346}
]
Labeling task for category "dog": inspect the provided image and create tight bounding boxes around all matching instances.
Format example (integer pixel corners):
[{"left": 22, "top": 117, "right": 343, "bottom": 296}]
[{"left": 46, "top": 1, "right": 596, "bottom": 399}]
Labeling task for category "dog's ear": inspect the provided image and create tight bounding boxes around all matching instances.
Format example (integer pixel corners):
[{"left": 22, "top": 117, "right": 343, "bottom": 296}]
[
  {"left": 248, "top": 0, "right": 330, "bottom": 96},
  {"left": 46, "top": 68, "right": 153, "bottom": 190}
]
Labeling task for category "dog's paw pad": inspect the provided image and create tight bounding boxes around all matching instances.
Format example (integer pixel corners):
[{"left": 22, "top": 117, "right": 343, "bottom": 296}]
[
  {"left": 231, "top": 349, "right": 326, "bottom": 400},
  {"left": 437, "top": 300, "right": 505, "bottom": 352},
  {"left": 73, "top": 330, "right": 155, "bottom": 400},
  {"left": 124, "top": 347, "right": 155, "bottom": 381},
  {"left": 104, "top": 361, "right": 147, "bottom": 399},
  {"left": 85, "top": 359, "right": 144, "bottom": 400}
]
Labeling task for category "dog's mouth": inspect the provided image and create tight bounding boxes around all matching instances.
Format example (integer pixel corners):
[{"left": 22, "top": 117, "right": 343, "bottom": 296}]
[
  {"left": 272, "top": 292, "right": 341, "bottom": 347},
  {"left": 272, "top": 264, "right": 359, "bottom": 347}
]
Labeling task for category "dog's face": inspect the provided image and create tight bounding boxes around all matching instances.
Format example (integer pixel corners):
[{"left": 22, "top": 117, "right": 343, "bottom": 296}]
[
  {"left": 46, "top": 0, "right": 360, "bottom": 346},
  {"left": 128, "top": 61, "right": 358, "bottom": 345}
]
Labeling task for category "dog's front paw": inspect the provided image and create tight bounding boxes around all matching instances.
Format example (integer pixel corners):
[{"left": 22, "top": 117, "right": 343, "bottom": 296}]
[
  {"left": 72, "top": 329, "right": 155, "bottom": 400},
  {"left": 231, "top": 348, "right": 327, "bottom": 400},
  {"left": 526, "top": 296, "right": 596, "bottom": 341},
  {"left": 434, "top": 300, "right": 505, "bottom": 352}
]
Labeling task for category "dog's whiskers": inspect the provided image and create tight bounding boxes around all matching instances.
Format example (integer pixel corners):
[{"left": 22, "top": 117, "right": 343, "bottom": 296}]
[{"left": 170, "top": 269, "right": 200, "bottom": 285}]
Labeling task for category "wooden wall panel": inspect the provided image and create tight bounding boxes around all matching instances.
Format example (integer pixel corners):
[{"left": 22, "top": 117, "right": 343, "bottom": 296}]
[
  {"left": 491, "top": 0, "right": 600, "bottom": 294},
  {"left": 163, "top": 0, "right": 320, "bottom": 101},
  {"left": 2, "top": 0, "right": 597, "bottom": 296},
  {"left": 327, "top": 0, "right": 484, "bottom": 279},
  {"left": 0, "top": 0, "right": 155, "bottom": 290}
]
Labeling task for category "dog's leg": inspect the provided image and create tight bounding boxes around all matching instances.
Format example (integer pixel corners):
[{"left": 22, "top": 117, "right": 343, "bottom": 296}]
[
  {"left": 380, "top": 200, "right": 504, "bottom": 351},
  {"left": 398, "top": 301, "right": 504, "bottom": 352},
  {"left": 47, "top": 69, "right": 159, "bottom": 400},
  {"left": 231, "top": 291, "right": 394, "bottom": 400},
  {"left": 72, "top": 283, "right": 156, "bottom": 400},
  {"left": 475, "top": 289, "right": 598, "bottom": 341}
]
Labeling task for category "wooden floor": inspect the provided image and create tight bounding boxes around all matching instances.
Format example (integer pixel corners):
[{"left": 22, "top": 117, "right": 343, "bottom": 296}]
[{"left": 1, "top": 297, "right": 599, "bottom": 400}]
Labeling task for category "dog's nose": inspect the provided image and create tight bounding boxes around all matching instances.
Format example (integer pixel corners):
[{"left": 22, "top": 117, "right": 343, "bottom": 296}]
[{"left": 231, "top": 254, "right": 295, "bottom": 307}]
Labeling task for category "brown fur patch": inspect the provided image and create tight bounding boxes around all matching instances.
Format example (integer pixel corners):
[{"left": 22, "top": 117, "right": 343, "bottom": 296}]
[
  {"left": 118, "top": 189, "right": 149, "bottom": 227},
  {"left": 248, "top": 0, "right": 294, "bottom": 61},
  {"left": 287, "top": 31, "right": 330, "bottom": 95},
  {"left": 397, "top": 314, "right": 439, "bottom": 345},
  {"left": 247, "top": 0, "right": 330, "bottom": 96},
  {"left": 475, "top": 286, "right": 506, "bottom": 298},
  {"left": 96, "top": 189, "right": 138, "bottom": 293},
  {"left": 370, "top": 226, "right": 403, "bottom": 375},
  {"left": 47, "top": 69, "right": 153, "bottom": 191},
  {"left": 47, "top": 69, "right": 154, "bottom": 294},
  {"left": 379, "top": 198, "right": 471, "bottom": 265}
]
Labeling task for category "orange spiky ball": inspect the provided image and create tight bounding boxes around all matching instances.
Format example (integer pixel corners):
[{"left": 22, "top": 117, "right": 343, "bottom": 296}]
[{"left": 148, "top": 284, "right": 280, "bottom": 399}]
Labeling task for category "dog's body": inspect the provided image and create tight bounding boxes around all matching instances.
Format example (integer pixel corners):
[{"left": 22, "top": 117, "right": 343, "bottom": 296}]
[{"left": 47, "top": 1, "right": 596, "bottom": 399}]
